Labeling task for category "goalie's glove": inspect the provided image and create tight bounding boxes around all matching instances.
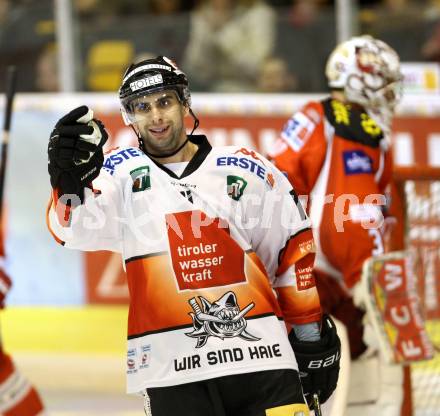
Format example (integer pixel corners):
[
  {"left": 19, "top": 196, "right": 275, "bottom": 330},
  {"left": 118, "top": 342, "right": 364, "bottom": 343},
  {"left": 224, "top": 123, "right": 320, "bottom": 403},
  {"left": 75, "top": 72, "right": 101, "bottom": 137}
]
[
  {"left": 48, "top": 105, "right": 108, "bottom": 202},
  {"left": 289, "top": 314, "right": 341, "bottom": 409}
]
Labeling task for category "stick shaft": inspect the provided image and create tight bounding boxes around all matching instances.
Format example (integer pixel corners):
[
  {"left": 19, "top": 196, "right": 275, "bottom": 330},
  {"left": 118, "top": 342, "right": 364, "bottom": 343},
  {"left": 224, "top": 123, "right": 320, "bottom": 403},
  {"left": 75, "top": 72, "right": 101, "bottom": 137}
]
[
  {"left": 3, "top": 66, "right": 17, "bottom": 133},
  {"left": 313, "top": 393, "right": 322, "bottom": 416},
  {"left": 0, "top": 66, "right": 18, "bottom": 213}
]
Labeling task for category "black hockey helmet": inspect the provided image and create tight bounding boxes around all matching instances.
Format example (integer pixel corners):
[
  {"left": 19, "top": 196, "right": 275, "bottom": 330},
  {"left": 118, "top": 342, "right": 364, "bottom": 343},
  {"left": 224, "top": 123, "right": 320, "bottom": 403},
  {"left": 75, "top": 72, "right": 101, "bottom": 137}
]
[{"left": 119, "top": 56, "right": 191, "bottom": 125}]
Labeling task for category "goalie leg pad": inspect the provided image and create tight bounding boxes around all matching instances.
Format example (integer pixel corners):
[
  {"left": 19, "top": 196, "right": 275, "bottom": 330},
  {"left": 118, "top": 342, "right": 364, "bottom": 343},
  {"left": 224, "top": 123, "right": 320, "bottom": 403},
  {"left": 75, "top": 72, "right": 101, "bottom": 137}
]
[
  {"left": 356, "top": 251, "right": 434, "bottom": 364},
  {"left": 321, "top": 317, "right": 351, "bottom": 416},
  {"left": 347, "top": 355, "right": 403, "bottom": 416}
]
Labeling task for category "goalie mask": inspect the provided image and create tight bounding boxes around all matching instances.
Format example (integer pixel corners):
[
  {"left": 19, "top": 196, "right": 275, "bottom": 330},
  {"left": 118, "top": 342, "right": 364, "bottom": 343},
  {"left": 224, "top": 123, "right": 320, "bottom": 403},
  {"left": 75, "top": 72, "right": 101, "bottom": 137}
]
[{"left": 325, "top": 35, "right": 403, "bottom": 134}]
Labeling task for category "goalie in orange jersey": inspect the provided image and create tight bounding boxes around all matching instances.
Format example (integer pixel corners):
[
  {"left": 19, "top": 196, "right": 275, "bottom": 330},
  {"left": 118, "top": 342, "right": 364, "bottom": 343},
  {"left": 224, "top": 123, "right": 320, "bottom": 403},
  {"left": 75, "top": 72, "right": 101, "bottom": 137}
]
[
  {"left": 270, "top": 35, "right": 406, "bottom": 416},
  {"left": 0, "top": 237, "right": 44, "bottom": 415}
]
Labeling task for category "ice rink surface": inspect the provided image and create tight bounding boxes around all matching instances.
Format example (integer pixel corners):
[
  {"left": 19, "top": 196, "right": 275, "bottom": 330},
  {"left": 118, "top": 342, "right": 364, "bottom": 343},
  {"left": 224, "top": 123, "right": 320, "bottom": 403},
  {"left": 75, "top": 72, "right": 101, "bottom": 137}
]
[
  {"left": 14, "top": 353, "right": 142, "bottom": 415},
  {"left": 2, "top": 306, "right": 144, "bottom": 415},
  {"left": 14, "top": 353, "right": 144, "bottom": 416},
  {"left": 3, "top": 307, "right": 440, "bottom": 415}
]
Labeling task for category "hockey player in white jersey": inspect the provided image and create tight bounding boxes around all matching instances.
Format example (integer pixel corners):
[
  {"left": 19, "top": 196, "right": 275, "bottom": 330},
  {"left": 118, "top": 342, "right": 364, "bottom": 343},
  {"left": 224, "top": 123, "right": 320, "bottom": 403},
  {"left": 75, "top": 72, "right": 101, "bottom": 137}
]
[{"left": 47, "top": 56, "right": 340, "bottom": 415}]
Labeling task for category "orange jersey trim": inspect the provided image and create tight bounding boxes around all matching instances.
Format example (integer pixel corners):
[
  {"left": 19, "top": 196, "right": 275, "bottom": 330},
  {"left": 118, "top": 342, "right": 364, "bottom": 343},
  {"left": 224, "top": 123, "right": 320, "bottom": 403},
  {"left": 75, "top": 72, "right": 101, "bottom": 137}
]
[
  {"left": 125, "top": 251, "right": 283, "bottom": 339},
  {"left": 277, "top": 228, "right": 315, "bottom": 277},
  {"left": 45, "top": 196, "right": 65, "bottom": 246},
  {"left": 275, "top": 285, "right": 321, "bottom": 325}
]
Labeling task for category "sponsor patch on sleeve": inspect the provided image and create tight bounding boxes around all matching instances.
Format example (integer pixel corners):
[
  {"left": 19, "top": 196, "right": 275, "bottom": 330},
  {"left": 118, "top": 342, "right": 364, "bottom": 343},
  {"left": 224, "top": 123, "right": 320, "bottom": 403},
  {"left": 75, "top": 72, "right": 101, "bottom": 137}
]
[
  {"left": 281, "top": 112, "right": 315, "bottom": 152},
  {"left": 276, "top": 229, "right": 315, "bottom": 277},
  {"left": 343, "top": 149, "right": 373, "bottom": 175},
  {"left": 295, "top": 263, "right": 315, "bottom": 291}
]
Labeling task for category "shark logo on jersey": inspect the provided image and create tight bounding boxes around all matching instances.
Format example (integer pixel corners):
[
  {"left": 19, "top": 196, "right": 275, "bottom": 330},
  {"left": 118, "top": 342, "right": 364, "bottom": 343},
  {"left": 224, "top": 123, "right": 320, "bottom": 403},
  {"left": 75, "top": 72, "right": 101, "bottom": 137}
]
[
  {"left": 130, "top": 165, "right": 151, "bottom": 192},
  {"left": 227, "top": 175, "right": 247, "bottom": 201},
  {"left": 186, "top": 291, "right": 260, "bottom": 348}
]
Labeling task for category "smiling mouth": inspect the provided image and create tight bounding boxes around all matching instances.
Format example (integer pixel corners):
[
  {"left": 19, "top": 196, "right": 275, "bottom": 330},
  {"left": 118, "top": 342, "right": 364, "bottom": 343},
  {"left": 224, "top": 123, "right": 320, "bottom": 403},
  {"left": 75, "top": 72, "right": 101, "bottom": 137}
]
[{"left": 149, "top": 126, "right": 170, "bottom": 137}]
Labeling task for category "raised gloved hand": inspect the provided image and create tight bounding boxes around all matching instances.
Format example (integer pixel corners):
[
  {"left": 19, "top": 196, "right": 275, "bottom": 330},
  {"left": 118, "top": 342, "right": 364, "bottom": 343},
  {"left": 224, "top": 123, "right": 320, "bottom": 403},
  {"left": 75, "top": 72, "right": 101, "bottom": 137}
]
[
  {"left": 48, "top": 105, "right": 108, "bottom": 202},
  {"left": 289, "top": 314, "right": 341, "bottom": 409}
]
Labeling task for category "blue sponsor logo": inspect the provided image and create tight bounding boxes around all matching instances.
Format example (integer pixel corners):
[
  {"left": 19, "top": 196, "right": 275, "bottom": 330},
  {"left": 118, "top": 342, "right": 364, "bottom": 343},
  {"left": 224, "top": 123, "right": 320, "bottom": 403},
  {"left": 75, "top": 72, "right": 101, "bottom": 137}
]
[
  {"left": 103, "top": 148, "right": 142, "bottom": 175},
  {"left": 127, "top": 348, "right": 137, "bottom": 374},
  {"left": 343, "top": 150, "right": 373, "bottom": 175},
  {"left": 281, "top": 112, "right": 313, "bottom": 151},
  {"left": 140, "top": 345, "right": 151, "bottom": 369},
  {"left": 216, "top": 156, "right": 266, "bottom": 180}
]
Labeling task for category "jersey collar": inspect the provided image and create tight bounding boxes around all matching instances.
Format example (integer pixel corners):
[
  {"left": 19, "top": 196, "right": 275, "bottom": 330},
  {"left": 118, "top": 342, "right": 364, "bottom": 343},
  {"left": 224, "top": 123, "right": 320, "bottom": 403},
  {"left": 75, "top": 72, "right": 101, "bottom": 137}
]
[{"left": 152, "top": 134, "right": 212, "bottom": 179}]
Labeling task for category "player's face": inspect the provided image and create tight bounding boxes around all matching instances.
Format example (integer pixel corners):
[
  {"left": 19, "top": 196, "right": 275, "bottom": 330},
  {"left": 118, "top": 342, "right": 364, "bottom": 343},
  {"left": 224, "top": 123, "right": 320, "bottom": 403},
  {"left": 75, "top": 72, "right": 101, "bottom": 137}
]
[{"left": 131, "top": 90, "right": 188, "bottom": 155}]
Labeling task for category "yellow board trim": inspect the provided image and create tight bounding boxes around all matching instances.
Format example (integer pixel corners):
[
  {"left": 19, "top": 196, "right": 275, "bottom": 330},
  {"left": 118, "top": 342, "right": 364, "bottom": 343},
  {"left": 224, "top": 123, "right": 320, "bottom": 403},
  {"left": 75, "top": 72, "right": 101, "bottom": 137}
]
[
  {"left": 1, "top": 306, "right": 128, "bottom": 355},
  {"left": 265, "top": 403, "right": 309, "bottom": 416}
]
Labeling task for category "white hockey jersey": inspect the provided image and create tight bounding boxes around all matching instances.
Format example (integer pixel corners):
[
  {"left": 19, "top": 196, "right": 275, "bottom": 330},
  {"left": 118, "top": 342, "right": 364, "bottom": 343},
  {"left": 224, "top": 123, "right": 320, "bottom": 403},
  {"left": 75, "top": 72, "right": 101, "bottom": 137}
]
[{"left": 47, "top": 135, "right": 321, "bottom": 394}]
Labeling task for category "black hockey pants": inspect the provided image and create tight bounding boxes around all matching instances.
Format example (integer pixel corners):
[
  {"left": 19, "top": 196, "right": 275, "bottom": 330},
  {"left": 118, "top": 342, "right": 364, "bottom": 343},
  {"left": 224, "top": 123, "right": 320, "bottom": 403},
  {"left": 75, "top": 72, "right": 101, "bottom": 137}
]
[{"left": 143, "top": 368, "right": 309, "bottom": 416}]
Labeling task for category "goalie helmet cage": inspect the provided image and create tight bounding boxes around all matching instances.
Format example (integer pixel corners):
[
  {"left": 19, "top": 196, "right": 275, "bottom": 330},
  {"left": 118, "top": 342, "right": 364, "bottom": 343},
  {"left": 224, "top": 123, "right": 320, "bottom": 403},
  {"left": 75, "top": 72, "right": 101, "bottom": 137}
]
[{"left": 391, "top": 166, "right": 440, "bottom": 416}]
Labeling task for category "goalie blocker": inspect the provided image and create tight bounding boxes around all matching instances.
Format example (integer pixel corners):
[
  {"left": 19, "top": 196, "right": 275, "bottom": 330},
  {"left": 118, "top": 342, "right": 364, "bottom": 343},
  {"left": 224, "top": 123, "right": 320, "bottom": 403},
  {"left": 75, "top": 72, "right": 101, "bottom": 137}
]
[{"left": 289, "top": 314, "right": 341, "bottom": 409}]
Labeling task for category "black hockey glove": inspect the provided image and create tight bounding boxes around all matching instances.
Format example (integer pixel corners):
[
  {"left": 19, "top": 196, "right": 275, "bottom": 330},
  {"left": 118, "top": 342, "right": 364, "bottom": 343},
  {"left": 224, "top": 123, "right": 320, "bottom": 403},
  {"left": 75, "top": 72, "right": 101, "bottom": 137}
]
[
  {"left": 48, "top": 105, "right": 108, "bottom": 202},
  {"left": 289, "top": 314, "right": 341, "bottom": 409}
]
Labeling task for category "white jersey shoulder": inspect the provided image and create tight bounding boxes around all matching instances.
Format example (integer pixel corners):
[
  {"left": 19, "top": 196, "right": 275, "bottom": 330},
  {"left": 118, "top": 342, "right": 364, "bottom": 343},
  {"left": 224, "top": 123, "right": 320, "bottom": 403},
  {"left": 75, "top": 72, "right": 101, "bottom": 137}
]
[
  {"left": 102, "top": 146, "right": 147, "bottom": 177},
  {"left": 210, "top": 145, "right": 282, "bottom": 192}
]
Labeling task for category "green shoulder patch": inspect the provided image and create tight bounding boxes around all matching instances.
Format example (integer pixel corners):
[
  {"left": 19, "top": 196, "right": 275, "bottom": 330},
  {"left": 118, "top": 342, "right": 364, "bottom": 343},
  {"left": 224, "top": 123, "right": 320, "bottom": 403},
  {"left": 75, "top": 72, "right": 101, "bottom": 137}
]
[
  {"left": 130, "top": 165, "right": 151, "bottom": 192},
  {"left": 227, "top": 175, "right": 247, "bottom": 201}
]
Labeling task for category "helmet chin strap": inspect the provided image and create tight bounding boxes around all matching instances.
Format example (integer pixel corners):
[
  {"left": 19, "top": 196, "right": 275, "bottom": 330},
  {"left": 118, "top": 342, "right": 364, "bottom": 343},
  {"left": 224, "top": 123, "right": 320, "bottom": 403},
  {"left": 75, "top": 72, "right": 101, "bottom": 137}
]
[{"left": 135, "top": 107, "right": 200, "bottom": 159}]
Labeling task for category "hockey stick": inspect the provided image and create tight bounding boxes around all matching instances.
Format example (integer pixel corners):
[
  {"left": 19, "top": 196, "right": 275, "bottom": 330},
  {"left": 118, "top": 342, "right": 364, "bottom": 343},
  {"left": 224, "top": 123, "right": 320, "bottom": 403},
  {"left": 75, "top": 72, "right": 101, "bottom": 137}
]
[
  {"left": 0, "top": 66, "right": 17, "bottom": 305},
  {"left": 312, "top": 393, "right": 322, "bottom": 416},
  {"left": 0, "top": 66, "right": 18, "bottom": 222}
]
